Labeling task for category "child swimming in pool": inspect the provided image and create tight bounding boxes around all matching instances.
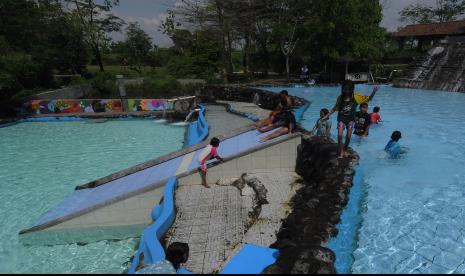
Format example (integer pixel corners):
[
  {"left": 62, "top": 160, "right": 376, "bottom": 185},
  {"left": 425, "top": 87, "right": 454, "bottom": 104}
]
[
  {"left": 199, "top": 137, "right": 224, "bottom": 188},
  {"left": 385, "top": 131, "right": 402, "bottom": 158},
  {"left": 354, "top": 103, "right": 371, "bottom": 137},
  {"left": 322, "top": 80, "right": 379, "bottom": 158},
  {"left": 371, "top": 106, "right": 382, "bottom": 124}
]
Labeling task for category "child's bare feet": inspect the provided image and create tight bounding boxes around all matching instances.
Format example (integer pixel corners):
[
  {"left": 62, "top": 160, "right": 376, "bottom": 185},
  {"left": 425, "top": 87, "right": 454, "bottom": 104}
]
[{"left": 202, "top": 183, "right": 211, "bottom": 188}]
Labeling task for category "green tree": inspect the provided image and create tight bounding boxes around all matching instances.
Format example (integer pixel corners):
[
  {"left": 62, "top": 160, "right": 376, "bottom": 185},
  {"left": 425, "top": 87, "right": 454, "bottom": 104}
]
[
  {"left": 0, "top": 0, "right": 88, "bottom": 94},
  {"left": 43, "top": 1, "right": 88, "bottom": 74},
  {"left": 165, "top": 30, "right": 220, "bottom": 79},
  {"left": 125, "top": 22, "right": 153, "bottom": 73},
  {"left": 173, "top": 0, "right": 238, "bottom": 81},
  {"left": 303, "top": 0, "right": 385, "bottom": 75},
  {"left": 66, "top": 0, "right": 124, "bottom": 72},
  {"left": 400, "top": 0, "right": 465, "bottom": 24},
  {"left": 271, "top": 0, "right": 308, "bottom": 80},
  {"left": 162, "top": 0, "right": 385, "bottom": 81}
]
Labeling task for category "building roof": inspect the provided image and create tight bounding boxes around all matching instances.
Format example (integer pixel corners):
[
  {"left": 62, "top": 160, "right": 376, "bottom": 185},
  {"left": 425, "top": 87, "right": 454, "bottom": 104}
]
[{"left": 393, "top": 20, "right": 465, "bottom": 38}]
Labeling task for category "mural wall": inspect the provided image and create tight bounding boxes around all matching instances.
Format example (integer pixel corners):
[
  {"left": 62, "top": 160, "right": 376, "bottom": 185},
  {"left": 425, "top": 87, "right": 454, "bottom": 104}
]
[
  {"left": 28, "top": 99, "right": 172, "bottom": 115},
  {"left": 127, "top": 99, "right": 173, "bottom": 112}
]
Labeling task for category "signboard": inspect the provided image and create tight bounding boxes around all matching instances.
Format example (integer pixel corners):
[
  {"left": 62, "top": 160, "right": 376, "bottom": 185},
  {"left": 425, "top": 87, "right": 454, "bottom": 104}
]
[{"left": 346, "top": 72, "right": 370, "bottom": 82}]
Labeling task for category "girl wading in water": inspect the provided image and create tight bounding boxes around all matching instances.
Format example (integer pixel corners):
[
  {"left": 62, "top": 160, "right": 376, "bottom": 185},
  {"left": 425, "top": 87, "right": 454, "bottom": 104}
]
[{"left": 322, "top": 80, "right": 379, "bottom": 158}]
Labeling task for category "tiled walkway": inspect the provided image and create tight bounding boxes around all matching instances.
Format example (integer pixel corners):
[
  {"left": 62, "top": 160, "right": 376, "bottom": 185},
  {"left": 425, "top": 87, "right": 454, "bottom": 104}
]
[
  {"left": 165, "top": 185, "right": 254, "bottom": 274},
  {"left": 243, "top": 172, "right": 302, "bottom": 247},
  {"left": 166, "top": 172, "right": 301, "bottom": 274}
]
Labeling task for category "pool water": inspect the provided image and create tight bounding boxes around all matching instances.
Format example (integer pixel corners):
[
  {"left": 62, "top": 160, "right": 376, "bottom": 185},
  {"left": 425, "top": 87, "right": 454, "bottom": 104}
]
[
  {"left": 0, "top": 120, "right": 186, "bottom": 273},
  {"left": 267, "top": 86, "right": 465, "bottom": 274}
]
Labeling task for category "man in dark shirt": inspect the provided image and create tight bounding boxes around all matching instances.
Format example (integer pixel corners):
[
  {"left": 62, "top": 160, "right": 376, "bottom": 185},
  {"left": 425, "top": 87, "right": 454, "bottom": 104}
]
[{"left": 354, "top": 103, "right": 371, "bottom": 137}]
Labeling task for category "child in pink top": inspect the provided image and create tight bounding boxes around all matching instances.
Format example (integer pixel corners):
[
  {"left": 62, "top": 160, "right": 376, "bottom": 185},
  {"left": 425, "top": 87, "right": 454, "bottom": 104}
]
[{"left": 199, "top": 137, "right": 224, "bottom": 188}]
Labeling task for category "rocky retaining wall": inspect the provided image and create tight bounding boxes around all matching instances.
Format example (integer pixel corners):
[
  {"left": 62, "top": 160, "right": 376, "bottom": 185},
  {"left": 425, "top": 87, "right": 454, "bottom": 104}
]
[
  {"left": 199, "top": 85, "right": 307, "bottom": 110},
  {"left": 264, "top": 135, "right": 359, "bottom": 274}
]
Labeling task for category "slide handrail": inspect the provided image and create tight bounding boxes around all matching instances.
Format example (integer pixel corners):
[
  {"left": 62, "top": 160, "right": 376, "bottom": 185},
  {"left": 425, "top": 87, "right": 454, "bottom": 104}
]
[{"left": 129, "top": 177, "right": 178, "bottom": 274}]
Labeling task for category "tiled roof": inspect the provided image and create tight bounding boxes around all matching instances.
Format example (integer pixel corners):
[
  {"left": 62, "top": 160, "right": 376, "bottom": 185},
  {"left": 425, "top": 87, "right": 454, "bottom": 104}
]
[{"left": 393, "top": 20, "right": 465, "bottom": 37}]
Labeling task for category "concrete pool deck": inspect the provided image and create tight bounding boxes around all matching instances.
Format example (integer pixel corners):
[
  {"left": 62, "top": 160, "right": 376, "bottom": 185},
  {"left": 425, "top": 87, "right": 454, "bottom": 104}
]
[
  {"left": 204, "top": 104, "right": 255, "bottom": 140},
  {"left": 217, "top": 101, "right": 271, "bottom": 121},
  {"left": 165, "top": 172, "right": 302, "bottom": 274}
]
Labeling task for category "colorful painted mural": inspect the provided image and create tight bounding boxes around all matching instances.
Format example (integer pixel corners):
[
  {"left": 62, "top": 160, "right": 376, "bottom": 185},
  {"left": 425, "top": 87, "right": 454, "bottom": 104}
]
[
  {"left": 128, "top": 99, "right": 172, "bottom": 112},
  {"left": 27, "top": 99, "right": 173, "bottom": 115}
]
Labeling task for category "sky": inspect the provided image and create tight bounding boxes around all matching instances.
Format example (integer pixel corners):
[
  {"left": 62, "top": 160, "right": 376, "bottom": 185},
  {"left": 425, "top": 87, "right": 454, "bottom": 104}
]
[{"left": 111, "top": 0, "right": 435, "bottom": 47}]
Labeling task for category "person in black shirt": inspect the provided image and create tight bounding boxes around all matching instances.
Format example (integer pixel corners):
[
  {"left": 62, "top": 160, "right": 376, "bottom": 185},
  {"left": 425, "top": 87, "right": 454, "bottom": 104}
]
[{"left": 354, "top": 103, "right": 371, "bottom": 137}]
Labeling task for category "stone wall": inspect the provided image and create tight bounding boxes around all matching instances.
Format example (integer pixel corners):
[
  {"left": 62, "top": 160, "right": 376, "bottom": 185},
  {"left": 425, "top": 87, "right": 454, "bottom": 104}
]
[
  {"left": 264, "top": 135, "right": 359, "bottom": 274},
  {"left": 20, "top": 78, "right": 147, "bottom": 102},
  {"left": 22, "top": 84, "right": 94, "bottom": 101},
  {"left": 199, "top": 85, "right": 307, "bottom": 110}
]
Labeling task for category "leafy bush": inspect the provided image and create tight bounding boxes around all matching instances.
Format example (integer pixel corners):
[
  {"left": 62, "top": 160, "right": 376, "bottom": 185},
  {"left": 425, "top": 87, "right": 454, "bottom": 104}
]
[
  {"left": 0, "top": 52, "right": 53, "bottom": 99},
  {"left": 89, "top": 71, "right": 118, "bottom": 97},
  {"left": 166, "top": 54, "right": 197, "bottom": 78},
  {"left": 125, "top": 71, "right": 183, "bottom": 98}
]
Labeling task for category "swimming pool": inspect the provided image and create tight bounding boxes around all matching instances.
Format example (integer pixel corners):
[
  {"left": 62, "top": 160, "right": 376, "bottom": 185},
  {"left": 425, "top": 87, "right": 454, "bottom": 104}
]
[
  {"left": 0, "top": 119, "right": 185, "bottom": 273},
  {"left": 266, "top": 85, "right": 465, "bottom": 274}
]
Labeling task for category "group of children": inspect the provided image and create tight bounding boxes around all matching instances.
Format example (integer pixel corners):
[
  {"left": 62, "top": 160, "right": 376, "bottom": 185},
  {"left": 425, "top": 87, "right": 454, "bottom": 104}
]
[
  {"left": 255, "top": 90, "right": 297, "bottom": 142},
  {"left": 198, "top": 80, "right": 403, "bottom": 188},
  {"left": 313, "top": 80, "right": 402, "bottom": 158},
  {"left": 197, "top": 91, "right": 298, "bottom": 188}
]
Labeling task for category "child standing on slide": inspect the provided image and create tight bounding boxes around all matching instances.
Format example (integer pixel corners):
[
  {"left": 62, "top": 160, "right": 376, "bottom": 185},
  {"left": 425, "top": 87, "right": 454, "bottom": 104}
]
[{"left": 199, "top": 138, "right": 224, "bottom": 188}]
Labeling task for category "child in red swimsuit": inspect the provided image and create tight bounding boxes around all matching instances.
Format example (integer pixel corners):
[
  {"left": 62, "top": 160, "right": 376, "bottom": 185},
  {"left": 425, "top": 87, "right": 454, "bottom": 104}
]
[
  {"left": 370, "top": 106, "right": 382, "bottom": 124},
  {"left": 199, "top": 137, "right": 224, "bottom": 188}
]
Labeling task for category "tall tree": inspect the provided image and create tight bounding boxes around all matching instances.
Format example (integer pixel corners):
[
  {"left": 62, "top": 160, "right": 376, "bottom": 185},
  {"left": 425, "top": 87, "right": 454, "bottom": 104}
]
[
  {"left": 272, "top": 0, "right": 307, "bottom": 80},
  {"left": 65, "top": 0, "right": 124, "bottom": 72},
  {"left": 172, "top": 0, "right": 237, "bottom": 81},
  {"left": 125, "top": 22, "right": 153, "bottom": 73},
  {"left": 0, "top": 0, "right": 88, "bottom": 92},
  {"left": 400, "top": 0, "right": 465, "bottom": 24},
  {"left": 303, "top": 0, "right": 385, "bottom": 77},
  {"left": 163, "top": 0, "right": 385, "bottom": 81},
  {"left": 0, "top": 0, "right": 88, "bottom": 116}
]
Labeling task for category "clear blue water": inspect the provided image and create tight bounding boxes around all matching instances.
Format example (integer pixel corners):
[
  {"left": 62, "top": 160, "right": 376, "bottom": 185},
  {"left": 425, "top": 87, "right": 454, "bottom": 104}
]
[
  {"left": 0, "top": 119, "right": 186, "bottom": 273},
  {"left": 267, "top": 85, "right": 465, "bottom": 274}
]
